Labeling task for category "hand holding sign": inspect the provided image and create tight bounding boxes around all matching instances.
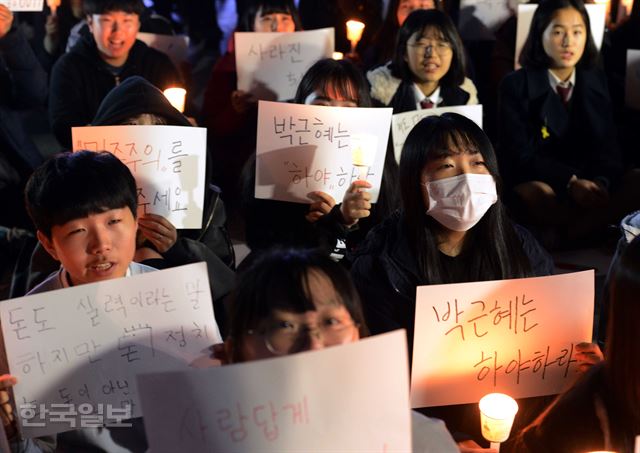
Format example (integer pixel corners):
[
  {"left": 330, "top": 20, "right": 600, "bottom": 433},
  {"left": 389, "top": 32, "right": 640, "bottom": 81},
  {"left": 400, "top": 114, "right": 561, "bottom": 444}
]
[
  {"left": 138, "top": 214, "right": 178, "bottom": 253},
  {"left": 0, "top": 375, "right": 17, "bottom": 440},
  {"left": 306, "top": 191, "right": 336, "bottom": 223}
]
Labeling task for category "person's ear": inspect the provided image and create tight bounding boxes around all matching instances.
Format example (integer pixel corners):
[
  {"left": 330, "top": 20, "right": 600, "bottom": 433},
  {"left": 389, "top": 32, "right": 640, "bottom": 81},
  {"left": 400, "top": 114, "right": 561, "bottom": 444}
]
[
  {"left": 36, "top": 231, "right": 59, "bottom": 261},
  {"left": 86, "top": 15, "right": 94, "bottom": 33}
]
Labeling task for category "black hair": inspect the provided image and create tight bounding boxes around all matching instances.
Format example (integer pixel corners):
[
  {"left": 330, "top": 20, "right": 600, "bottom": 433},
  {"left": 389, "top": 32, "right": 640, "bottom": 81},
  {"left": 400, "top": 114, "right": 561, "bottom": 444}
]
[
  {"left": 25, "top": 151, "right": 137, "bottom": 238},
  {"left": 391, "top": 9, "right": 466, "bottom": 88},
  {"left": 605, "top": 235, "right": 640, "bottom": 432},
  {"left": 294, "top": 58, "right": 372, "bottom": 107},
  {"left": 370, "top": 0, "right": 442, "bottom": 67},
  {"left": 399, "top": 113, "right": 533, "bottom": 283},
  {"left": 227, "top": 248, "right": 369, "bottom": 362},
  {"left": 237, "top": 0, "right": 302, "bottom": 32},
  {"left": 519, "top": 0, "right": 599, "bottom": 69}
]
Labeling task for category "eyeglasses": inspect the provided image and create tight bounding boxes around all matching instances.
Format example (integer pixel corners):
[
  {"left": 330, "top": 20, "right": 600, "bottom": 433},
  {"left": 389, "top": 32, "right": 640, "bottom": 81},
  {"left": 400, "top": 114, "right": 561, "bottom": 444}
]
[
  {"left": 407, "top": 40, "right": 452, "bottom": 55},
  {"left": 248, "top": 318, "right": 358, "bottom": 355}
]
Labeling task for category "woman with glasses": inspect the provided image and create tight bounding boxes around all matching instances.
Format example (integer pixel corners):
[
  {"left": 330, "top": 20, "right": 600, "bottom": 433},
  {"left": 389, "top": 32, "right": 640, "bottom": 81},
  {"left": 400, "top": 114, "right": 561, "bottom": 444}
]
[
  {"left": 367, "top": 9, "right": 478, "bottom": 113},
  {"left": 221, "top": 247, "right": 459, "bottom": 452}
]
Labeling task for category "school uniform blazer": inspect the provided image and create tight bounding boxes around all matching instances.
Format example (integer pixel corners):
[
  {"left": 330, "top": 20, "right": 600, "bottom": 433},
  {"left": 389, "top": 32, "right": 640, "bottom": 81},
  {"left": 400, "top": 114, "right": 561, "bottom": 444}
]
[{"left": 498, "top": 66, "right": 623, "bottom": 195}]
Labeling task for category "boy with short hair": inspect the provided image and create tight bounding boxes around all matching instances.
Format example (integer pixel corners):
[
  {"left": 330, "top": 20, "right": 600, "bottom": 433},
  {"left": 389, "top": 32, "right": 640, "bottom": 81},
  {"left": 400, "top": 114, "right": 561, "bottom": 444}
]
[
  {"left": 0, "top": 151, "right": 152, "bottom": 451},
  {"left": 49, "top": 0, "right": 182, "bottom": 148}
]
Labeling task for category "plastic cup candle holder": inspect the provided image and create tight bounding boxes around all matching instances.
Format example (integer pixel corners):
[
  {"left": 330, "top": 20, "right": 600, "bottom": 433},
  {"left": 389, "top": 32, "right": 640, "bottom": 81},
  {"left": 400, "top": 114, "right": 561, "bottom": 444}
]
[
  {"left": 345, "top": 20, "right": 365, "bottom": 54},
  {"left": 479, "top": 393, "right": 519, "bottom": 452},
  {"left": 163, "top": 87, "right": 187, "bottom": 113},
  {"left": 351, "top": 134, "right": 377, "bottom": 181}
]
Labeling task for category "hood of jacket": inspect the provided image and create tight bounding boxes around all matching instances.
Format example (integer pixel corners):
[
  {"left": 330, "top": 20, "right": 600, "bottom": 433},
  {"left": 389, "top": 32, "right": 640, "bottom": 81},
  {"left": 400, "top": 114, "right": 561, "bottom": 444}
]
[
  {"left": 91, "top": 75, "right": 191, "bottom": 126},
  {"left": 367, "top": 63, "right": 401, "bottom": 106}
]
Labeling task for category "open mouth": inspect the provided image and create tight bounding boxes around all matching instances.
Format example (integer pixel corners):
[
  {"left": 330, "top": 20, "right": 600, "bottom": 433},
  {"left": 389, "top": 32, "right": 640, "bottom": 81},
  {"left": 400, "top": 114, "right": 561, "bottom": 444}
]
[
  {"left": 89, "top": 262, "right": 114, "bottom": 272},
  {"left": 422, "top": 62, "right": 440, "bottom": 71}
]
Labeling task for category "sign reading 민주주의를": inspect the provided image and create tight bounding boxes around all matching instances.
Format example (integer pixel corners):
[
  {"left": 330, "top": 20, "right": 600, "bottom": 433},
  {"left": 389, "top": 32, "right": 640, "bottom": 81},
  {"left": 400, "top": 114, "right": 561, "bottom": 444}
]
[
  {"left": 137, "top": 330, "right": 411, "bottom": 453},
  {"left": 255, "top": 100, "right": 393, "bottom": 204},
  {"left": 235, "top": 28, "right": 335, "bottom": 101},
  {"left": 0, "top": 263, "right": 221, "bottom": 437},
  {"left": 411, "top": 271, "right": 594, "bottom": 407},
  {"left": 72, "top": 125, "right": 207, "bottom": 229}
]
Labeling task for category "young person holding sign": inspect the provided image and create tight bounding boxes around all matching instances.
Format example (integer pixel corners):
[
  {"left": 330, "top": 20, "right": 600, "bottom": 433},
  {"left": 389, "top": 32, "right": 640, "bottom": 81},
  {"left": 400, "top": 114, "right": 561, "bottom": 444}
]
[
  {"left": 367, "top": 9, "right": 478, "bottom": 114},
  {"left": 241, "top": 59, "right": 375, "bottom": 265},
  {"left": 498, "top": 0, "right": 640, "bottom": 248},
  {"left": 350, "top": 113, "right": 553, "bottom": 444},
  {"left": 223, "top": 247, "right": 459, "bottom": 452}
]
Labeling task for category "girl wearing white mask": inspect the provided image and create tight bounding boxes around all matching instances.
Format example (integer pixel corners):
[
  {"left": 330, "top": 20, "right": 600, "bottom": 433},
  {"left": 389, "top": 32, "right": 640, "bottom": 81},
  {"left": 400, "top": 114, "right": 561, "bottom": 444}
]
[
  {"left": 350, "top": 113, "right": 554, "bottom": 447},
  {"left": 351, "top": 112, "right": 553, "bottom": 350}
]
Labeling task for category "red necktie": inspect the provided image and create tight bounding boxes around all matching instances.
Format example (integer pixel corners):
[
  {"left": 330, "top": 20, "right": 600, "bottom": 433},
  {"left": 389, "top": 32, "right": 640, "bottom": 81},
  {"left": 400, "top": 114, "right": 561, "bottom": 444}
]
[
  {"left": 556, "top": 84, "right": 572, "bottom": 106},
  {"left": 420, "top": 99, "right": 435, "bottom": 109}
]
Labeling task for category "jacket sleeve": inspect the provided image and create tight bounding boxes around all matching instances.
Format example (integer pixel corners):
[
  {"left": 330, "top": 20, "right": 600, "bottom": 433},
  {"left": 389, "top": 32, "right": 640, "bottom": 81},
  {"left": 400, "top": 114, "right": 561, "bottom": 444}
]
[
  {"left": 0, "top": 28, "right": 47, "bottom": 109},
  {"left": 514, "top": 224, "right": 555, "bottom": 276},
  {"left": 49, "top": 55, "right": 91, "bottom": 149},
  {"left": 498, "top": 73, "right": 578, "bottom": 194},
  {"left": 200, "top": 53, "right": 254, "bottom": 138}
]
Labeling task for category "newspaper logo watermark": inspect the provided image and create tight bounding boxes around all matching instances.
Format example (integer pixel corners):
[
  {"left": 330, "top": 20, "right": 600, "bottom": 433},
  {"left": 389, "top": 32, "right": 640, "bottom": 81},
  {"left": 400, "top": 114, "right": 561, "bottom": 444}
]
[{"left": 19, "top": 403, "right": 133, "bottom": 428}]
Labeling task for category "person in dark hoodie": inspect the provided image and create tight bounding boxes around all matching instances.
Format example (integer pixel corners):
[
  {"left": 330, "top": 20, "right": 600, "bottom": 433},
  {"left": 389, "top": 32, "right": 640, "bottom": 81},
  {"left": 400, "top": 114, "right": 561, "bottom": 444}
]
[
  {"left": 91, "top": 76, "right": 236, "bottom": 332},
  {"left": 48, "top": 0, "right": 182, "bottom": 149}
]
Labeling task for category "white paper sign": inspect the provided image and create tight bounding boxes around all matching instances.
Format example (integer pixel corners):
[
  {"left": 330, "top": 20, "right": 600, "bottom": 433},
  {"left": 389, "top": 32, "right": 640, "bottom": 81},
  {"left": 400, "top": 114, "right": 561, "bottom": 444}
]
[
  {"left": 256, "top": 101, "right": 392, "bottom": 203},
  {"left": 0, "top": 0, "right": 43, "bottom": 11},
  {"left": 391, "top": 105, "right": 483, "bottom": 164},
  {"left": 459, "top": 0, "right": 511, "bottom": 36},
  {"left": 626, "top": 49, "right": 640, "bottom": 110},
  {"left": 235, "top": 28, "right": 335, "bottom": 101},
  {"left": 72, "top": 125, "right": 206, "bottom": 229},
  {"left": 0, "top": 262, "right": 221, "bottom": 437},
  {"left": 411, "top": 271, "right": 594, "bottom": 408},
  {"left": 138, "top": 330, "right": 411, "bottom": 453},
  {"left": 515, "top": 4, "right": 606, "bottom": 69},
  {"left": 136, "top": 32, "right": 190, "bottom": 68}
]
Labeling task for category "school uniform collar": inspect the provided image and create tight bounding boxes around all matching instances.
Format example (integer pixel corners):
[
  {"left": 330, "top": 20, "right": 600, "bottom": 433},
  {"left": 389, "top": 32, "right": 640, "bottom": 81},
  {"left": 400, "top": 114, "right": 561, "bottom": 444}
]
[
  {"left": 547, "top": 68, "right": 576, "bottom": 100},
  {"left": 413, "top": 83, "right": 442, "bottom": 109}
]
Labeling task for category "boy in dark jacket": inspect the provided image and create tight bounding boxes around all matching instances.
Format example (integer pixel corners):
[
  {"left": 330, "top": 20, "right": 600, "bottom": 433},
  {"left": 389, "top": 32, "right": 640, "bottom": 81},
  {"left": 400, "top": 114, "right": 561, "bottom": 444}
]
[{"left": 49, "top": 0, "right": 182, "bottom": 149}]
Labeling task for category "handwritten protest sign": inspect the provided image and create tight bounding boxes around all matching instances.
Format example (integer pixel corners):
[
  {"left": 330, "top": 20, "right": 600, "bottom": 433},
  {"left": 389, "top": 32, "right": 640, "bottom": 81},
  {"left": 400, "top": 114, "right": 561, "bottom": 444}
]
[
  {"left": 0, "top": 0, "right": 43, "bottom": 11},
  {"left": 626, "top": 50, "right": 640, "bottom": 110},
  {"left": 235, "top": 28, "right": 334, "bottom": 101},
  {"left": 410, "top": 271, "right": 594, "bottom": 408},
  {"left": 138, "top": 330, "right": 410, "bottom": 453},
  {"left": 515, "top": 4, "right": 605, "bottom": 69},
  {"left": 0, "top": 262, "right": 221, "bottom": 437},
  {"left": 137, "top": 32, "right": 190, "bottom": 68},
  {"left": 391, "top": 105, "right": 483, "bottom": 164},
  {"left": 72, "top": 125, "right": 206, "bottom": 229},
  {"left": 256, "top": 100, "right": 392, "bottom": 203}
]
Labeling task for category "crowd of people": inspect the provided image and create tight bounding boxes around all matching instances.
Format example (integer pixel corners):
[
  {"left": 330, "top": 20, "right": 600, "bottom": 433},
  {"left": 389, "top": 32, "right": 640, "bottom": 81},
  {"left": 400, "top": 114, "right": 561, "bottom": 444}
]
[{"left": 0, "top": 0, "right": 639, "bottom": 451}]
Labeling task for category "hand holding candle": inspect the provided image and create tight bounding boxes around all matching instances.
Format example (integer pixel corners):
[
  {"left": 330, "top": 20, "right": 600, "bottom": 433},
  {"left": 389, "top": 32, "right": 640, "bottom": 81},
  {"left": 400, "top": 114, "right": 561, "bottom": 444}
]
[
  {"left": 163, "top": 87, "right": 186, "bottom": 113},
  {"left": 479, "top": 393, "right": 519, "bottom": 452},
  {"left": 346, "top": 20, "right": 365, "bottom": 55},
  {"left": 351, "top": 133, "right": 377, "bottom": 181}
]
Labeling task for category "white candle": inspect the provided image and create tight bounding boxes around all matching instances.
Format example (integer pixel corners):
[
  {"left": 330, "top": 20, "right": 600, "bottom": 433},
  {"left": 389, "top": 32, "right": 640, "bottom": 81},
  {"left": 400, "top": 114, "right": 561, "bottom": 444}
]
[
  {"left": 332, "top": 51, "right": 344, "bottom": 60},
  {"left": 47, "top": 0, "right": 61, "bottom": 16},
  {"left": 479, "top": 393, "right": 519, "bottom": 448},
  {"left": 351, "top": 134, "right": 377, "bottom": 181},
  {"left": 163, "top": 87, "right": 187, "bottom": 113}
]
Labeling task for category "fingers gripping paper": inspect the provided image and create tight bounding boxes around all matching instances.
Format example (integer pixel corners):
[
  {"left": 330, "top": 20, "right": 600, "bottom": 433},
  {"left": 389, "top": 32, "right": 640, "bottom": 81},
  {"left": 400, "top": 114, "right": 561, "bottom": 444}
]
[
  {"left": 410, "top": 271, "right": 594, "bottom": 408},
  {"left": 138, "top": 330, "right": 411, "bottom": 453},
  {"left": 0, "top": 262, "right": 221, "bottom": 437},
  {"left": 255, "top": 100, "right": 393, "bottom": 204}
]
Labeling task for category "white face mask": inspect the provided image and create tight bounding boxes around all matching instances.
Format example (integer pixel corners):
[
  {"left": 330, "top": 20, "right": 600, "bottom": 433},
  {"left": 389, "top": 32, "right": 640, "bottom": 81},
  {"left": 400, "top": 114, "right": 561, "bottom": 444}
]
[{"left": 424, "top": 173, "right": 498, "bottom": 232}]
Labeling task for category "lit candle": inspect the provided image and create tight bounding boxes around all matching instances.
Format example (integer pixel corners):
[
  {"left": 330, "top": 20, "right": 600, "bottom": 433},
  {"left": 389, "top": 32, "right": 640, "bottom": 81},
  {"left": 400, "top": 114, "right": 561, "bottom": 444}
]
[
  {"left": 47, "top": 0, "right": 61, "bottom": 16},
  {"left": 163, "top": 87, "right": 186, "bottom": 113},
  {"left": 345, "top": 20, "right": 365, "bottom": 54},
  {"left": 479, "top": 393, "right": 519, "bottom": 452},
  {"left": 351, "top": 134, "right": 377, "bottom": 181},
  {"left": 332, "top": 51, "right": 344, "bottom": 60}
]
